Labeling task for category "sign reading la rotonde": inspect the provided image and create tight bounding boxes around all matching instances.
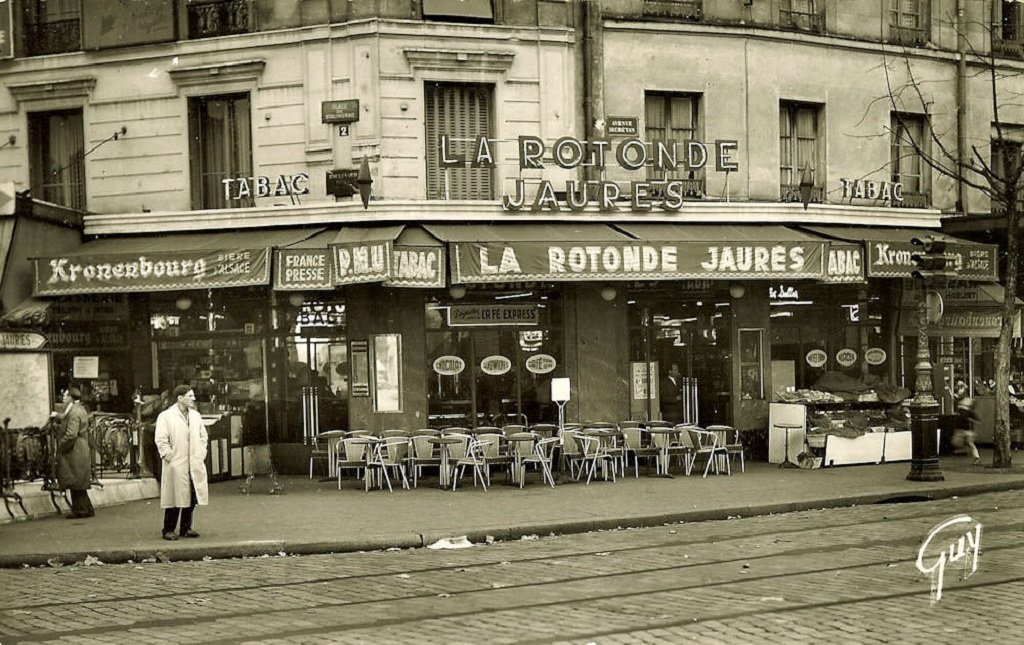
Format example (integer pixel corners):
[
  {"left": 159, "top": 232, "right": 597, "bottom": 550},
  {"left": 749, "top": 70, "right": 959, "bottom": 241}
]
[{"left": 439, "top": 134, "right": 738, "bottom": 212}]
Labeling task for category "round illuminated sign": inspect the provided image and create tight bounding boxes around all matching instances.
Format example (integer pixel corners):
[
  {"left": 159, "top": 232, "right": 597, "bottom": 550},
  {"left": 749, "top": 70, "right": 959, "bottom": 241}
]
[
  {"left": 806, "top": 349, "right": 827, "bottom": 368},
  {"left": 481, "top": 355, "right": 512, "bottom": 376},
  {"left": 525, "top": 353, "right": 557, "bottom": 375},
  {"left": 865, "top": 347, "right": 887, "bottom": 366},
  {"left": 432, "top": 355, "right": 465, "bottom": 376},
  {"left": 836, "top": 348, "right": 858, "bottom": 368}
]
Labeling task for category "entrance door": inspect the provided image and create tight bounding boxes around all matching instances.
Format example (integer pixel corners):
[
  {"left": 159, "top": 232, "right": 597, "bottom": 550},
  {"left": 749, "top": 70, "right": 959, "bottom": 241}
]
[{"left": 281, "top": 337, "right": 348, "bottom": 443}]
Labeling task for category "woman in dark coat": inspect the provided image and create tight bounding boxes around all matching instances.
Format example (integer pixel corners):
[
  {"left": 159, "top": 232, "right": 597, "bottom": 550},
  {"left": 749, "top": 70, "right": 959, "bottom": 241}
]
[{"left": 55, "top": 387, "right": 94, "bottom": 518}]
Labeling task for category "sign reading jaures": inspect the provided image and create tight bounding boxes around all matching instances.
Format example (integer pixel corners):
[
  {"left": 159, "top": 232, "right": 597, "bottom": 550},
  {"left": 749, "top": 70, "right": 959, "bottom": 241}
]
[
  {"left": 451, "top": 241, "right": 825, "bottom": 282},
  {"left": 35, "top": 249, "right": 271, "bottom": 295}
]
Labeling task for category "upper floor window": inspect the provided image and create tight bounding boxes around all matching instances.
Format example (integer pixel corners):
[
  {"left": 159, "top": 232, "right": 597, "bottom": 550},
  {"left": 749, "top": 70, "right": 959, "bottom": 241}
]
[
  {"left": 643, "top": 0, "right": 702, "bottom": 22},
  {"left": 422, "top": 0, "right": 494, "bottom": 23},
  {"left": 890, "top": 113, "right": 930, "bottom": 208},
  {"left": 186, "top": 0, "right": 253, "bottom": 39},
  {"left": 23, "top": 0, "right": 81, "bottom": 56},
  {"left": 425, "top": 82, "right": 494, "bottom": 200},
  {"left": 780, "top": 0, "right": 824, "bottom": 33},
  {"left": 888, "top": 0, "right": 929, "bottom": 46},
  {"left": 996, "top": 1, "right": 1024, "bottom": 58},
  {"left": 779, "top": 102, "right": 823, "bottom": 203},
  {"left": 991, "top": 130, "right": 1024, "bottom": 213},
  {"left": 644, "top": 92, "right": 703, "bottom": 199},
  {"left": 29, "top": 108, "right": 85, "bottom": 210},
  {"left": 188, "top": 93, "right": 253, "bottom": 210}
]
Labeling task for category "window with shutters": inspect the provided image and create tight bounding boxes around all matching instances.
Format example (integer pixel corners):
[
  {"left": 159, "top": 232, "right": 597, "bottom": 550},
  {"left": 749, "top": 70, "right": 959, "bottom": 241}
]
[
  {"left": 779, "top": 101, "right": 823, "bottom": 203},
  {"left": 23, "top": 0, "right": 81, "bottom": 56},
  {"left": 188, "top": 93, "right": 253, "bottom": 209},
  {"left": 888, "top": 0, "right": 929, "bottom": 46},
  {"left": 890, "top": 113, "right": 930, "bottom": 208},
  {"left": 992, "top": 130, "right": 1024, "bottom": 214},
  {"left": 424, "top": 82, "right": 494, "bottom": 201},
  {"left": 644, "top": 92, "right": 703, "bottom": 199},
  {"left": 779, "top": 0, "right": 823, "bottom": 33},
  {"left": 28, "top": 108, "right": 85, "bottom": 210}
]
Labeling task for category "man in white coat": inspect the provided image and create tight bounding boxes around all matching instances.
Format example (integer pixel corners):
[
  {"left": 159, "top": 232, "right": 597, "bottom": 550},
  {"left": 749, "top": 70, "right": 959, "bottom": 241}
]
[{"left": 155, "top": 384, "right": 209, "bottom": 541}]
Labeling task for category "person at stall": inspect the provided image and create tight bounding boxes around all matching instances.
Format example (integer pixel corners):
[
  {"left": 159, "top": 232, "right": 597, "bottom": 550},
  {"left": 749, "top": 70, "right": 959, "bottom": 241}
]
[
  {"left": 155, "top": 385, "right": 209, "bottom": 541},
  {"left": 660, "top": 363, "right": 684, "bottom": 424},
  {"left": 953, "top": 397, "right": 980, "bottom": 465},
  {"left": 53, "top": 387, "right": 94, "bottom": 518}
]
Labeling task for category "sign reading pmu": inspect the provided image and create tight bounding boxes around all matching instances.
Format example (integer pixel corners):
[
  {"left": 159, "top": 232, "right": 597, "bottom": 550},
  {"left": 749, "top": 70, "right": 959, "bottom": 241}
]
[{"left": 438, "top": 134, "right": 738, "bottom": 212}]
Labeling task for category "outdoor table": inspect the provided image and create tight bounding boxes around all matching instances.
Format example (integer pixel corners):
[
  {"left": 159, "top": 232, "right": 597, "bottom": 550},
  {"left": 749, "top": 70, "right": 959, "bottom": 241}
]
[
  {"left": 506, "top": 433, "right": 537, "bottom": 485},
  {"left": 646, "top": 426, "right": 681, "bottom": 476},
  {"left": 427, "top": 435, "right": 463, "bottom": 489},
  {"left": 774, "top": 423, "right": 803, "bottom": 468},
  {"left": 317, "top": 430, "right": 347, "bottom": 478}
]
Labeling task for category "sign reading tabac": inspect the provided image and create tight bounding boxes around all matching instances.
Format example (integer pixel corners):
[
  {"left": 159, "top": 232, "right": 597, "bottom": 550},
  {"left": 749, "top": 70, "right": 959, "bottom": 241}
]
[
  {"left": 35, "top": 249, "right": 271, "bottom": 295},
  {"left": 449, "top": 240, "right": 825, "bottom": 283}
]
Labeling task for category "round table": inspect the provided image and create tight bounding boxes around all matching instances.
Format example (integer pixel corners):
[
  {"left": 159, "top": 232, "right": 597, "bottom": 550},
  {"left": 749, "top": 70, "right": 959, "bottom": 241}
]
[
  {"left": 646, "top": 427, "right": 682, "bottom": 476},
  {"left": 428, "top": 435, "right": 465, "bottom": 489}
]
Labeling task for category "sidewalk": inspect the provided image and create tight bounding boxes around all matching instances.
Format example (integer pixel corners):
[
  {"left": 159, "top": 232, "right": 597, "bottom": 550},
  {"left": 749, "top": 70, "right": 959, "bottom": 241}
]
[{"left": 2, "top": 450, "right": 1022, "bottom": 568}]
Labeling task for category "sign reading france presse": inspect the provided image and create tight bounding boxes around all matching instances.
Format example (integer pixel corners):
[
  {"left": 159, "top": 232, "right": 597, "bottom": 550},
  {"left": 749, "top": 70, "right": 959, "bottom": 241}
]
[{"left": 438, "top": 134, "right": 738, "bottom": 212}]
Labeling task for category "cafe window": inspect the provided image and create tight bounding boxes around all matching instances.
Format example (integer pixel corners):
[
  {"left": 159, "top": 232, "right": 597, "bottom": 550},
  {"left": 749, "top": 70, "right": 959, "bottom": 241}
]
[
  {"left": 889, "top": 0, "right": 929, "bottom": 45},
  {"left": 23, "top": 0, "right": 81, "bottom": 56},
  {"left": 779, "top": 101, "right": 823, "bottom": 203},
  {"left": 890, "top": 113, "right": 929, "bottom": 207},
  {"left": 188, "top": 93, "right": 253, "bottom": 210},
  {"left": 425, "top": 82, "right": 494, "bottom": 200},
  {"left": 28, "top": 108, "right": 85, "bottom": 210},
  {"left": 422, "top": 0, "right": 494, "bottom": 23},
  {"left": 644, "top": 92, "right": 703, "bottom": 198}
]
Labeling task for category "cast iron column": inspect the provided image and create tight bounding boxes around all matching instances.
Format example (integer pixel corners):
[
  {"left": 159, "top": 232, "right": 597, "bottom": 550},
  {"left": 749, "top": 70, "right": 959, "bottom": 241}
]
[{"left": 907, "top": 282, "right": 944, "bottom": 481}]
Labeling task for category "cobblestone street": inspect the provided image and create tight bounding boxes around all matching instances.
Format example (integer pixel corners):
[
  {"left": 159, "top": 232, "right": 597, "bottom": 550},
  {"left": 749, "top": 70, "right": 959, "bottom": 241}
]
[{"left": 2, "top": 489, "right": 1020, "bottom": 644}]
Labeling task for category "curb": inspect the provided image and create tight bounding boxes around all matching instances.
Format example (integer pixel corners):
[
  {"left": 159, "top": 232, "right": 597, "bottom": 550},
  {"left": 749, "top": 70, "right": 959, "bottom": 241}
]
[{"left": 3, "top": 477, "right": 1021, "bottom": 568}]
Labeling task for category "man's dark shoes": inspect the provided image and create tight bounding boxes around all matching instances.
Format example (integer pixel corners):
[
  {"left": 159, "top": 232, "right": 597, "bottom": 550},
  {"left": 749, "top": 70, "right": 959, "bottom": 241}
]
[
  {"left": 180, "top": 530, "right": 200, "bottom": 538},
  {"left": 162, "top": 532, "right": 179, "bottom": 541}
]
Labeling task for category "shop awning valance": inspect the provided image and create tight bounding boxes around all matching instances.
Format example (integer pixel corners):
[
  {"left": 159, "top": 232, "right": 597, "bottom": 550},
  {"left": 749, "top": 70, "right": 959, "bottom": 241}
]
[
  {"left": 33, "top": 228, "right": 323, "bottom": 296},
  {"left": 273, "top": 225, "right": 446, "bottom": 290},
  {"left": 803, "top": 225, "right": 1000, "bottom": 281},
  {"left": 897, "top": 283, "right": 1022, "bottom": 338}
]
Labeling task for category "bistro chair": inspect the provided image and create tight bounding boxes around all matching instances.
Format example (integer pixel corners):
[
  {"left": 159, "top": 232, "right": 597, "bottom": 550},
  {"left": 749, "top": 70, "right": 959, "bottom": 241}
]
[
  {"left": 308, "top": 433, "right": 330, "bottom": 479},
  {"left": 454, "top": 436, "right": 493, "bottom": 491},
  {"left": 558, "top": 428, "right": 585, "bottom": 480},
  {"left": 573, "top": 432, "right": 616, "bottom": 484},
  {"left": 651, "top": 426, "right": 692, "bottom": 476},
  {"left": 501, "top": 424, "right": 529, "bottom": 437},
  {"left": 366, "top": 436, "right": 410, "bottom": 492},
  {"left": 708, "top": 424, "right": 745, "bottom": 473},
  {"left": 336, "top": 436, "right": 373, "bottom": 490},
  {"left": 474, "top": 425, "right": 502, "bottom": 437},
  {"left": 406, "top": 433, "right": 442, "bottom": 488},
  {"left": 528, "top": 423, "right": 559, "bottom": 439},
  {"left": 620, "top": 424, "right": 660, "bottom": 477},
  {"left": 476, "top": 431, "right": 512, "bottom": 485},
  {"left": 687, "top": 427, "right": 730, "bottom": 478},
  {"left": 382, "top": 429, "right": 410, "bottom": 438},
  {"left": 517, "top": 436, "right": 559, "bottom": 488}
]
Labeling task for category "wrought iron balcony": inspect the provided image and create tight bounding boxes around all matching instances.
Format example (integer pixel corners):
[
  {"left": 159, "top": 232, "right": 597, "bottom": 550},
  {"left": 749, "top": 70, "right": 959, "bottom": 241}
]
[
  {"left": 187, "top": 0, "right": 252, "bottom": 39},
  {"left": 891, "top": 190, "right": 930, "bottom": 209},
  {"left": 24, "top": 19, "right": 81, "bottom": 56},
  {"left": 994, "top": 36, "right": 1024, "bottom": 59},
  {"left": 889, "top": 24, "right": 928, "bottom": 46},
  {"left": 643, "top": 0, "right": 702, "bottom": 22},
  {"left": 779, "top": 183, "right": 824, "bottom": 204},
  {"left": 780, "top": 10, "right": 824, "bottom": 33}
]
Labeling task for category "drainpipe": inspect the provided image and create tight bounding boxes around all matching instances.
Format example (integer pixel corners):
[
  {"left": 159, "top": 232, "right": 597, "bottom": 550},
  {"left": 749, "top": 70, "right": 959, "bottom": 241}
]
[
  {"left": 956, "top": 0, "right": 967, "bottom": 213},
  {"left": 582, "top": 0, "right": 603, "bottom": 184}
]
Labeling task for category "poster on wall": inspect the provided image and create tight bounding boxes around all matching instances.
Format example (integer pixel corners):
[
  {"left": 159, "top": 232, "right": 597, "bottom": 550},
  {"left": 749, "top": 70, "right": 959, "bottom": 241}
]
[{"left": 73, "top": 355, "right": 99, "bottom": 379}]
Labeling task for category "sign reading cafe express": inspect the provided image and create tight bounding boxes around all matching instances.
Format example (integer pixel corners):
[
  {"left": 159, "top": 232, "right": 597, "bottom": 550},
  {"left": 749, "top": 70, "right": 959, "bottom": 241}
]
[
  {"left": 35, "top": 249, "right": 271, "bottom": 295},
  {"left": 439, "top": 134, "right": 738, "bottom": 212}
]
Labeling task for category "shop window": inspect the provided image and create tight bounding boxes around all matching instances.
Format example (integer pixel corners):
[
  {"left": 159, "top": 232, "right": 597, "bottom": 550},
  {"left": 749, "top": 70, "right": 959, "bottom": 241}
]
[
  {"left": 422, "top": 0, "right": 493, "bottom": 23},
  {"left": 425, "top": 82, "right": 494, "bottom": 200},
  {"left": 779, "top": 101, "right": 823, "bottom": 204},
  {"left": 185, "top": 0, "right": 253, "bottom": 39},
  {"left": 890, "top": 113, "right": 930, "bottom": 208},
  {"left": 188, "top": 93, "right": 253, "bottom": 210},
  {"left": 644, "top": 92, "right": 703, "bottom": 199},
  {"left": 997, "top": 1, "right": 1024, "bottom": 57},
  {"left": 28, "top": 108, "right": 85, "bottom": 210},
  {"left": 888, "top": 0, "right": 929, "bottom": 46},
  {"left": 642, "top": 0, "right": 702, "bottom": 22},
  {"left": 779, "top": 0, "right": 823, "bottom": 33},
  {"left": 22, "top": 0, "right": 81, "bottom": 56},
  {"left": 425, "top": 287, "right": 563, "bottom": 428}
]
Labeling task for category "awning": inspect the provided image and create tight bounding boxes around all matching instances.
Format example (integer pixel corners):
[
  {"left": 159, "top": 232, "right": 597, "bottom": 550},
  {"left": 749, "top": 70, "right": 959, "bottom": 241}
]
[
  {"left": 898, "top": 283, "right": 1021, "bottom": 338},
  {"left": 273, "top": 225, "right": 445, "bottom": 290},
  {"left": 425, "top": 223, "right": 636, "bottom": 283},
  {"left": 33, "top": 228, "right": 323, "bottom": 296},
  {"left": 803, "top": 225, "right": 999, "bottom": 281}
]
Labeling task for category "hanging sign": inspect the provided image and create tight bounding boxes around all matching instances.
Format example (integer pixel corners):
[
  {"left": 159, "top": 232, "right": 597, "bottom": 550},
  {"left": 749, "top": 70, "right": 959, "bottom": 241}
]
[
  {"left": 806, "top": 349, "right": 827, "bottom": 368},
  {"left": 481, "top": 355, "right": 512, "bottom": 376},
  {"left": 332, "top": 241, "right": 391, "bottom": 285},
  {"left": 386, "top": 246, "right": 445, "bottom": 288},
  {"left": 836, "top": 348, "right": 858, "bottom": 368},
  {"left": 274, "top": 249, "right": 332, "bottom": 290},
  {"left": 525, "top": 353, "right": 557, "bottom": 374},
  {"left": 448, "top": 304, "right": 539, "bottom": 326},
  {"left": 432, "top": 355, "right": 466, "bottom": 376},
  {"left": 867, "top": 240, "right": 997, "bottom": 281},
  {"left": 823, "top": 243, "right": 864, "bottom": 283},
  {"left": 865, "top": 348, "right": 887, "bottom": 366},
  {"left": 450, "top": 240, "right": 825, "bottom": 283}
]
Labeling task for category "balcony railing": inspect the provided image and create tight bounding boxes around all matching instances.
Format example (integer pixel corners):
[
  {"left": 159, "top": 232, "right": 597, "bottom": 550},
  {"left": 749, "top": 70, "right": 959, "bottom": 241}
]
[
  {"left": 187, "top": 0, "right": 252, "bottom": 39},
  {"left": 891, "top": 190, "right": 930, "bottom": 209},
  {"left": 780, "top": 10, "right": 824, "bottom": 33},
  {"left": 889, "top": 24, "right": 928, "bottom": 46},
  {"left": 643, "top": 0, "right": 702, "bottom": 22},
  {"left": 994, "top": 36, "right": 1024, "bottom": 59},
  {"left": 779, "top": 183, "right": 824, "bottom": 204},
  {"left": 24, "top": 19, "right": 81, "bottom": 56}
]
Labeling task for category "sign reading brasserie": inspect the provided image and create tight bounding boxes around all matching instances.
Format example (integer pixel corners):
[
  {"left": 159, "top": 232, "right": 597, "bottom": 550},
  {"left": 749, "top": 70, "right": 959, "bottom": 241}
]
[{"left": 440, "top": 134, "right": 738, "bottom": 212}]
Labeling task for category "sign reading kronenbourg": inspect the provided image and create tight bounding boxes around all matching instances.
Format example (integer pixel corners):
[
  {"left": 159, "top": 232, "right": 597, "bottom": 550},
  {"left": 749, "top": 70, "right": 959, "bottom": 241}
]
[
  {"left": 868, "top": 240, "right": 998, "bottom": 281},
  {"left": 35, "top": 249, "right": 271, "bottom": 296},
  {"left": 450, "top": 241, "right": 825, "bottom": 283}
]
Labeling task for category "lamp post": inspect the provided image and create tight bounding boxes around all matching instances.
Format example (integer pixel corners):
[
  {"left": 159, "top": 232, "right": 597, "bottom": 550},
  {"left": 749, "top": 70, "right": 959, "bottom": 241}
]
[{"left": 906, "top": 236, "right": 954, "bottom": 482}]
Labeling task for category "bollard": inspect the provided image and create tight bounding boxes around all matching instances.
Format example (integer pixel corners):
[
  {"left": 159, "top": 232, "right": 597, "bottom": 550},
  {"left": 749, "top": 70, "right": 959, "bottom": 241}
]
[{"left": 907, "top": 399, "right": 944, "bottom": 482}]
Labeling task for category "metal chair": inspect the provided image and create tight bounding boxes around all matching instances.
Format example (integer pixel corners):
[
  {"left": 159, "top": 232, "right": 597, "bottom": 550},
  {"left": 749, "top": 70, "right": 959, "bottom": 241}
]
[
  {"left": 708, "top": 424, "right": 745, "bottom": 473},
  {"left": 406, "top": 433, "right": 442, "bottom": 488},
  {"left": 308, "top": 434, "right": 330, "bottom": 479},
  {"left": 336, "top": 436, "right": 372, "bottom": 490},
  {"left": 517, "top": 436, "right": 559, "bottom": 488},
  {"left": 454, "top": 436, "right": 493, "bottom": 491},
  {"left": 366, "top": 436, "right": 410, "bottom": 492},
  {"left": 686, "top": 427, "right": 730, "bottom": 478},
  {"left": 620, "top": 424, "right": 660, "bottom": 477}
]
